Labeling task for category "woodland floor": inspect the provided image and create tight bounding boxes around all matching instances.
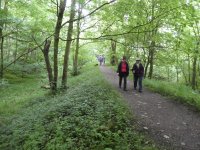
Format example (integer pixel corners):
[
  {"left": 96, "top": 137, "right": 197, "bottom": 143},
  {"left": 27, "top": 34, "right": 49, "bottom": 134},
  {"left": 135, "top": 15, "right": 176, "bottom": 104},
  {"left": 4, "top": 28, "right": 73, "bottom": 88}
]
[{"left": 100, "top": 65, "right": 200, "bottom": 150}]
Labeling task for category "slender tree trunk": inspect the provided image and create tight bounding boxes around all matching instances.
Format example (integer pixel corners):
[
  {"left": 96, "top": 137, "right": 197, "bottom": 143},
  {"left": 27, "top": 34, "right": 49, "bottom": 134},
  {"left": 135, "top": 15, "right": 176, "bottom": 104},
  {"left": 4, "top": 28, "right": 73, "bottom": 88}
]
[
  {"left": 188, "top": 54, "right": 191, "bottom": 84},
  {"left": 110, "top": 40, "right": 117, "bottom": 65},
  {"left": 192, "top": 55, "right": 197, "bottom": 90},
  {"left": 62, "top": 0, "right": 76, "bottom": 88},
  {"left": 53, "top": 0, "right": 67, "bottom": 90},
  {"left": 73, "top": 3, "right": 82, "bottom": 76},
  {"left": 0, "top": 35, "right": 4, "bottom": 79},
  {"left": 144, "top": 57, "right": 150, "bottom": 78},
  {"left": 148, "top": 41, "right": 155, "bottom": 79},
  {"left": 0, "top": 0, "right": 7, "bottom": 79},
  {"left": 180, "top": 66, "right": 188, "bottom": 84},
  {"left": 147, "top": 0, "right": 157, "bottom": 79},
  {"left": 176, "top": 53, "right": 179, "bottom": 83},
  {"left": 6, "top": 36, "right": 10, "bottom": 61},
  {"left": 167, "top": 66, "right": 170, "bottom": 82},
  {"left": 0, "top": 1, "right": 2, "bottom": 78},
  {"left": 144, "top": 47, "right": 150, "bottom": 78},
  {"left": 14, "top": 28, "right": 18, "bottom": 64},
  {"left": 176, "top": 67, "right": 179, "bottom": 83},
  {"left": 42, "top": 40, "right": 53, "bottom": 89}
]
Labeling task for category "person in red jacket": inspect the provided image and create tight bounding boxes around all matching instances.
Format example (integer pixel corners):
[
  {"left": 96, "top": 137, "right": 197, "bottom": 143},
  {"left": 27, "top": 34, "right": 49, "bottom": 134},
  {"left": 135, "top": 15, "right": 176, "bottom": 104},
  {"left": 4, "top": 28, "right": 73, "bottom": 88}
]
[
  {"left": 131, "top": 58, "right": 144, "bottom": 92},
  {"left": 117, "top": 56, "right": 129, "bottom": 91}
]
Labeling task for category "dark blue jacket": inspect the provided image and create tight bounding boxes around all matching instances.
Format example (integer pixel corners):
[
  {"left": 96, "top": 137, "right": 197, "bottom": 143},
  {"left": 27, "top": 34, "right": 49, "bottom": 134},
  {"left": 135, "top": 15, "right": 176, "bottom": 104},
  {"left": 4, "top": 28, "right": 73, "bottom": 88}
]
[{"left": 132, "top": 63, "right": 144, "bottom": 77}]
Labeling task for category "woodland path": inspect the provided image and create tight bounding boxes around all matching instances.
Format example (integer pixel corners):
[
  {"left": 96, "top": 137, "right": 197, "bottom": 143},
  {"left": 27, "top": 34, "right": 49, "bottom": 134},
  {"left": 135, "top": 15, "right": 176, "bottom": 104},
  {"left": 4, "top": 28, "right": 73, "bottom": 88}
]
[{"left": 100, "top": 65, "right": 200, "bottom": 150}]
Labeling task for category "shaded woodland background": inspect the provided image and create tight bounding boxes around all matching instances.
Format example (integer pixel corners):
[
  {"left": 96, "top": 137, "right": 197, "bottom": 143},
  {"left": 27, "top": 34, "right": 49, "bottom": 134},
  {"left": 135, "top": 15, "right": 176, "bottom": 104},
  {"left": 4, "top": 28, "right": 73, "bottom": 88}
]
[{"left": 0, "top": 0, "right": 200, "bottom": 91}]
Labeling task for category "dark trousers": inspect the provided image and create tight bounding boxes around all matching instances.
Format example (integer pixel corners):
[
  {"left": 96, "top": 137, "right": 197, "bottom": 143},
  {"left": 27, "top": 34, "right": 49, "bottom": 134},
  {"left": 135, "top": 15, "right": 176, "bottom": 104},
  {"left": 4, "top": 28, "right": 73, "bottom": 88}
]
[
  {"left": 119, "top": 75, "right": 127, "bottom": 90},
  {"left": 134, "top": 75, "right": 143, "bottom": 91}
]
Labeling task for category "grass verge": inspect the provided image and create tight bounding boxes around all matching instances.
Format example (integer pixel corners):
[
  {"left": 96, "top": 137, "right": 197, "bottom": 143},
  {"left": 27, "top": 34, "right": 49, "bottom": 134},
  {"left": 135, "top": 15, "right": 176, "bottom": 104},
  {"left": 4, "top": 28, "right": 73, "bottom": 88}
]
[
  {"left": 0, "top": 65, "right": 157, "bottom": 150},
  {"left": 144, "top": 79, "right": 200, "bottom": 110}
]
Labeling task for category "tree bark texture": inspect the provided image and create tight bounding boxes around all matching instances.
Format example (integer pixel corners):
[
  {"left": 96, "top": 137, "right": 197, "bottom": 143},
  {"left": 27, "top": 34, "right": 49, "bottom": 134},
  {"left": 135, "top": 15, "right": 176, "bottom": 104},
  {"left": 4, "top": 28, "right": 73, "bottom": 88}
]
[
  {"left": 62, "top": 0, "right": 76, "bottom": 88},
  {"left": 192, "top": 55, "right": 197, "bottom": 90},
  {"left": 0, "top": 0, "right": 7, "bottom": 78},
  {"left": 73, "top": 2, "right": 82, "bottom": 76},
  {"left": 144, "top": 53, "right": 150, "bottom": 78},
  {"left": 42, "top": 40, "right": 53, "bottom": 89},
  {"left": 148, "top": 41, "right": 155, "bottom": 79},
  {"left": 0, "top": 34, "right": 4, "bottom": 78},
  {"left": 53, "top": 0, "right": 67, "bottom": 90},
  {"left": 110, "top": 40, "right": 117, "bottom": 65}
]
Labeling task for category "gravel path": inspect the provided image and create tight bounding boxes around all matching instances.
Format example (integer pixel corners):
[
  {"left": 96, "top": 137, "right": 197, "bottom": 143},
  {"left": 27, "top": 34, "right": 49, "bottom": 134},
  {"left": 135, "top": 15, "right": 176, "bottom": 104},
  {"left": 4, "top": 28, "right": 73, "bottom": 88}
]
[{"left": 100, "top": 66, "right": 200, "bottom": 150}]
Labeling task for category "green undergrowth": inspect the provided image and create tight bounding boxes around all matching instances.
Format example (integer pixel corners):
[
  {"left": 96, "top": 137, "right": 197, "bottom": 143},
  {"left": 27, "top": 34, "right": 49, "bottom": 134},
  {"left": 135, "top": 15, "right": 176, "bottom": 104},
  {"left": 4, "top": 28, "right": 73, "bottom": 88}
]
[
  {"left": 0, "top": 72, "right": 47, "bottom": 115},
  {"left": 144, "top": 79, "right": 200, "bottom": 110},
  {"left": 0, "top": 65, "right": 157, "bottom": 150}
]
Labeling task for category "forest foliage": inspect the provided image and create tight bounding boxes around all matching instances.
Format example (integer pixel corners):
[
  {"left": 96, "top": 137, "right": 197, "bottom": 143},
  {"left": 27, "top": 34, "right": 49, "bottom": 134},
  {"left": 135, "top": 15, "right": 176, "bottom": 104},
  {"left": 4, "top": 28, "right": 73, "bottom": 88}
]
[
  {"left": 0, "top": 0, "right": 200, "bottom": 149},
  {"left": 0, "top": 0, "right": 200, "bottom": 92}
]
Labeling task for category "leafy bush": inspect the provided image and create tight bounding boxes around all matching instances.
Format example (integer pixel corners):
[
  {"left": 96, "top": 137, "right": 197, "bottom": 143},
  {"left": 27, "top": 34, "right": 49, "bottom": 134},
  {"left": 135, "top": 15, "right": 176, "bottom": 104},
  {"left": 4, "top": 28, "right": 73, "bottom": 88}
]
[{"left": 6, "top": 61, "right": 43, "bottom": 77}]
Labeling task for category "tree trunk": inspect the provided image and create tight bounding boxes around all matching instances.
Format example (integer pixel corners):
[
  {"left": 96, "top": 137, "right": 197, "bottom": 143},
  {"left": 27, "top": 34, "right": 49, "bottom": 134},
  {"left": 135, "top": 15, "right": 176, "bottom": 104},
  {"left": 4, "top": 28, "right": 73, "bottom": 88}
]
[
  {"left": 42, "top": 40, "right": 53, "bottom": 89},
  {"left": 180, "top": 66, "right": 188, "bottom": 85},
  {"left": 167, "top": 66, "right": 170, "bottom": 82},
  {"left": 147, "top": 0, "right": 157, "bottom": 79},
  {"left": 62, "top": 0, "right": 76, "bottom": 88},
  {"left": 0, "top": 35, "right": 4, "bottom": 79},
  {"left": 0, "top": 0, "right": 7, "bottom": 79},
  {"left": 176, "top": 66, "right": 179, "bottom": 83},
  {"left": 192, "top": 55, "right": 197, "bottom": 90},
  {"left": 144, "top": 47, "right": 150, "bottom": 78},
  {"left": 188, "top": 54, "right": 191, "bottom": 84},
  {"left": 6, "top": 37, "right": 9, "bottom": 61},
  {"left": 176, "top": 53, "right": 179, "bottom": 83},
  {"left": 53, "top": 0, "right": 67, "bottom": 90},
  {"left": 148, "top": 41, "right": 155, "bottom": 79},
  {"left": 198, "top": 61, "right": 200, "bottom": 76},
  {"left": 14, "top": 28, "right": 18, "bottom": 64},
  {"left": 110, "top": 40, "right": 117, "bottom": 65},
  {"left": 144, "top": 56, "right": 150, "bottom": 78},
  {"left": 73, "top": 2, "right": 82, "bottom": 76}
]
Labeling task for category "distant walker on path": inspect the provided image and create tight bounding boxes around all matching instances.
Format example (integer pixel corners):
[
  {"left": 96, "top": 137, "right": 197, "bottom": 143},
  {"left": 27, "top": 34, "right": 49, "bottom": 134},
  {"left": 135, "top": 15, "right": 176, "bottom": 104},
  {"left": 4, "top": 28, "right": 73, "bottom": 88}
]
[
  {"left": 117, "top": 56, "right": 129, "bottom": 91},
  {"left": 131, "top": 58, "right": 144, "bottom": 92}
]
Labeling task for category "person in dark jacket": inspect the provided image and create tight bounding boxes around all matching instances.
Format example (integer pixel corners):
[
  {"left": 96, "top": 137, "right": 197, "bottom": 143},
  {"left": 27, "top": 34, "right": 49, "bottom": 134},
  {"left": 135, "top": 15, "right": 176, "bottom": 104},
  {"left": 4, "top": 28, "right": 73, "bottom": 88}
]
[
  {"left": 131, "top": 58, "right": 144, "bottom": 92},
  {"left": 117, "top": 56, "right": 129, "bottom": 91}
]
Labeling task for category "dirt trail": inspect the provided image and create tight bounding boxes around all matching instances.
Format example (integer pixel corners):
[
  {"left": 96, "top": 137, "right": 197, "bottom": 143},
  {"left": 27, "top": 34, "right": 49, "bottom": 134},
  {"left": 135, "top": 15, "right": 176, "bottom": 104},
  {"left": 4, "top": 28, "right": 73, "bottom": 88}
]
[{"left": 100, "top": 66, "right": 200, "bottom": 150}]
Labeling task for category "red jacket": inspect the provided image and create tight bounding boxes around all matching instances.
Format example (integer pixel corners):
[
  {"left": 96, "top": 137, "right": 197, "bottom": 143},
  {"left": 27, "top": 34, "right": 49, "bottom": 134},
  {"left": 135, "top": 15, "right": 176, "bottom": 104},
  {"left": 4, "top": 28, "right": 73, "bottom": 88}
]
[{"left": 117, "top": 60, "right": 129, "bottom": 76}]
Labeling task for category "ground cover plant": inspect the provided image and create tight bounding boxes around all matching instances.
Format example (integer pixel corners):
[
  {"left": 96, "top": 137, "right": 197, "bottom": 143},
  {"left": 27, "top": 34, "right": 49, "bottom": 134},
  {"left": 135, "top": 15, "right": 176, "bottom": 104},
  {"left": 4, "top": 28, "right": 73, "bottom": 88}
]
[{"left": 0, "top": 66, "right": 157, "bottom": 150}]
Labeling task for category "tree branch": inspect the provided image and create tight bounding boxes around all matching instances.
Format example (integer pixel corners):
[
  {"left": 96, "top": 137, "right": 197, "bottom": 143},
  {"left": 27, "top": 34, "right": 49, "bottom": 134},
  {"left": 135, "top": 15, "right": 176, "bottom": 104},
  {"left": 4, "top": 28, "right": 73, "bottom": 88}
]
[
  {"left": 61, "top": 0, "right": 116, "bottom": 27},
  {"left": 81, "top": 20, "right": 100, "bottom": 32},
  {"left": 3, "top": 35, "right": 52, "bottom": 70}
]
